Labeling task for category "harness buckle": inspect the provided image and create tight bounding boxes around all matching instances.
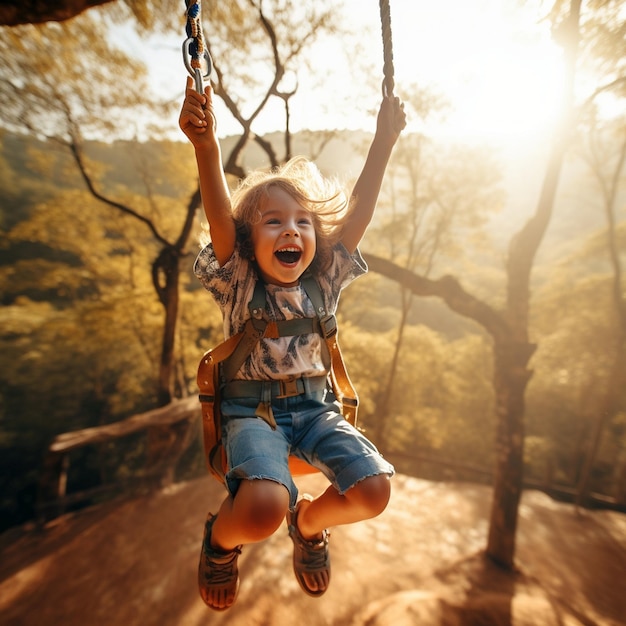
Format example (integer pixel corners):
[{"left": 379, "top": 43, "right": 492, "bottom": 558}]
[
  {"left": 276, "top": 377, "right": 302, "bottom": 398},
  {"left": 319, "top": 314, "right": 337, "bottom": 339}
]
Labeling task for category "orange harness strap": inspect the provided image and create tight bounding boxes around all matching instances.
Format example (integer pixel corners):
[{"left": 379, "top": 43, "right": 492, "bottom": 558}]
[{"left": 197, "top": 275, "right": 358, "bottom": 483}]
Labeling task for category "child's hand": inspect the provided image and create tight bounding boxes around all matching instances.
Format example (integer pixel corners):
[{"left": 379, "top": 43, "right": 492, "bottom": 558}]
[
  {"left": 376, "top": 95, "right": 406, "bottom": 146},
  {"left": 179, "top": 76, "right": 218, "bottom": 149}
]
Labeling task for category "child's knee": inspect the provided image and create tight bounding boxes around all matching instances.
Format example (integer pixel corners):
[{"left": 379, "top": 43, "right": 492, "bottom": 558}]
[
  {"left": 237, "top": 479, "right": 289, "bottom": 539},
  {"left": 350, "top": 474, "right": 391, "bottom": 517}
]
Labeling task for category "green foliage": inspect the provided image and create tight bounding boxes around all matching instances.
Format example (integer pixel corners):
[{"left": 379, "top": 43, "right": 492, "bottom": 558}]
[
  {"left": 2, "top": 117, "right": 625, "bottom": 533},
  {"left": 0, "top": 129, "right": 220, "bottom": 531},
  {"left": 370, "top": 112, "right": 506, "bottom": 283},
  {"left": 341, "top": 316, "right": 495, "bottom": 468},
  {"left": 527, "top": 240, "right": 626, "bottom": 483}
]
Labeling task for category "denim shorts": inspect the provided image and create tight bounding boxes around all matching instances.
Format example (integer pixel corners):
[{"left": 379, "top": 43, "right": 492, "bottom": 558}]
[{"left": 220, "top": 387, "right": 394, "bottom": 509}]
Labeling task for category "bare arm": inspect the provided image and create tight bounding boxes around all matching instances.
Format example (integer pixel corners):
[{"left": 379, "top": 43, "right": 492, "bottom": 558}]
[
  {"left": 179, "top": 76, "right": 236, "bottom": 265},
  {"left": 341, "top": 95, "right": 406, "bottom": 254}
]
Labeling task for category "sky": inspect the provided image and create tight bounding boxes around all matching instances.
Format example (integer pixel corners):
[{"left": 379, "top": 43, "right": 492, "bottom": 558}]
[{"left": 114, "top": 0, "right": 565, "bottom": 145}]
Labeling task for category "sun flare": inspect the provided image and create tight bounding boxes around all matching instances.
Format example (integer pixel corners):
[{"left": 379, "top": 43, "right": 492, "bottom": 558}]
[
  {"left": 134, "top": 0, "right": 566, "bottom": 142},
  {"left": 389, "top": 1, "right": 564, "bottom": 141}
]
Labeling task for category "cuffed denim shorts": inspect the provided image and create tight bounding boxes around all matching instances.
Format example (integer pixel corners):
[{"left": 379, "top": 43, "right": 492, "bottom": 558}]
[{"left": 220, "top": 386, "right": 394, "bottom": 509}]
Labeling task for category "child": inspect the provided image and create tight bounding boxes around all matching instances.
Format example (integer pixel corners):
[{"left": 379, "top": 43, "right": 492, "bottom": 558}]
[{"left": 179, "top": 75, "right": 405, "bottom": 611}]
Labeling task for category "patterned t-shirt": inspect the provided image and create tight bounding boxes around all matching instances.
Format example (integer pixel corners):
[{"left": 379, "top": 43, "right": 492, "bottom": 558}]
[{"left": 194, "top": 242, "right": 367, "bottom": 381}]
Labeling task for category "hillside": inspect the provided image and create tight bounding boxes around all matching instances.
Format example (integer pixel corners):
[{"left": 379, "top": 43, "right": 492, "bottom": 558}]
[{"left": 1, "top": 473, "right": 625, "bottom": 625}]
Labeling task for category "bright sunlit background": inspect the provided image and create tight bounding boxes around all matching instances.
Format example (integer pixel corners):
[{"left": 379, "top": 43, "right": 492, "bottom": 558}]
[
  {"left": 398, "top": 1, "right": 563, "bottom": 140},
  {"left": 114, "top": 0, "right": 565, "bottom": 145}
]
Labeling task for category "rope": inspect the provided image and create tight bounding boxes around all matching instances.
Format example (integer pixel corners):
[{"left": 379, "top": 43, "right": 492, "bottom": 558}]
[
  {"left": 183, "top": 0, "right": 212, "bottom": 93},
  {"left": 378, "top": 0, "right": 395, "bottom": 97},
  {"left": 182, "top": 1, "right": 394, "bottom": 97}
]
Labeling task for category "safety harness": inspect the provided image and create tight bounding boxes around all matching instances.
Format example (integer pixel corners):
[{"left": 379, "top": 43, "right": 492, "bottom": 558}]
[{"left": 197, "top": 273, "right": 358, "bottom": 483}]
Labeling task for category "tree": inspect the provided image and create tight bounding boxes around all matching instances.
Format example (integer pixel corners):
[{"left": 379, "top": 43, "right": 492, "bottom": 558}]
[
  {"left": 527, "top": 232, "right": 626, "bottom": 497},
  {"left": 1, "top": 1, "right": 346, "bottom": 405},
  {"left": 0, "top": 1, "right": 113, "bottom": 25},
  {"left": 566, "top": 0, "right": 626, "bottom": 504},
  {"left": 201, "top": 0, "right": 343, "bottom": 176},
  {"left": 0, "top": 13, "right": 203, "bottom": 405},
  {"left": 365, "top": 0, "right": 583, "bottom": 568}
]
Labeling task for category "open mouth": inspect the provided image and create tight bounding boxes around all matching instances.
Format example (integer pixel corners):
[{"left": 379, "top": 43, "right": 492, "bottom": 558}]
[{"left": 274, "top": 246, "right": 302, "bottom": 265}]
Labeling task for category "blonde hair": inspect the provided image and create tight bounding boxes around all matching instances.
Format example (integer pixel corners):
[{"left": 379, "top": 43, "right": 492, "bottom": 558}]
[{"left": 231, "top": 157, "right": 351, "bottom": 275}]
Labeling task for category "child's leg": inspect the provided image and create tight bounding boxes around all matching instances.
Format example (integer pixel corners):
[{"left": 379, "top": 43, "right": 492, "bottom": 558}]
[
  {"left": 199, "top": 478, "right": 290, "bottom": 610},
  {"left": 287, "top": 399, "right": 394, "bottom": 595},
  {"left": 290, "top": 474, "right": 391, "bottom": 593},
  {"left": 211, "top": 478, "right": 291, "bottom": 551},
  {"left": 298, "top": 474, "right": 391, "bottom": 539}
]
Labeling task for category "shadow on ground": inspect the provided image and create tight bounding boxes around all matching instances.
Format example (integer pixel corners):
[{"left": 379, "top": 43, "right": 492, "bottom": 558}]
[{"left": 1, "top": 473, "right": 625, "bottom": 625}]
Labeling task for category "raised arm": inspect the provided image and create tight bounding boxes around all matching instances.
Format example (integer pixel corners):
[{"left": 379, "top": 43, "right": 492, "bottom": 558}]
[
  {"left": 340, "top": 95, "right": 406, "bottom": 254},
  {"left": 179, "top": 76, "right": 236, "bottom": 265}
]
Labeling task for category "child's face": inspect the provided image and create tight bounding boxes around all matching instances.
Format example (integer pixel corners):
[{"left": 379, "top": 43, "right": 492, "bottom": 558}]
[{"left": 251, "top": 187, "right": 316, "bottom": 287}]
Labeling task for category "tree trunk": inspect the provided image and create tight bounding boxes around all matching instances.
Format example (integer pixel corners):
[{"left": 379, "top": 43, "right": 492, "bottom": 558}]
[
  {"left": 485, "top": 0, "right": 580, "bottom": 567},
  {"left": 487, "top": 339, "right": 535, "bottom": 567},
  {"left": 152, "top": 247, "right": 181, "bottom": 406},
  {"left": 365, "top": 0, "right": 580, "bottom": 556}
]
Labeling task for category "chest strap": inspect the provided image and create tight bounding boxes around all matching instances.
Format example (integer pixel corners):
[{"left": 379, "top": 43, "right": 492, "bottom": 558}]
[
  {"left": 216, "top": 275, "right": 358, "bottom": 427},
  {"left": 220, "top": 280, "right": 321, "bottom": 383}
]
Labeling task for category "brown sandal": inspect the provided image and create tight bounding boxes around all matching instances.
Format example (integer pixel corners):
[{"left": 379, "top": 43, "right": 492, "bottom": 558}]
[
  {"left": 198, "top": 513, "right": 241, "bottom": 611},
  {"left": 286, "top": 495, "right": 330, "bottom": 597}
]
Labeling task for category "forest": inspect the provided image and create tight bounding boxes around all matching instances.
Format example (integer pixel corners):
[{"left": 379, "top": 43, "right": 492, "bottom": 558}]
[{"left": 0, "top": 0, "right": 625, "bottom": 575}]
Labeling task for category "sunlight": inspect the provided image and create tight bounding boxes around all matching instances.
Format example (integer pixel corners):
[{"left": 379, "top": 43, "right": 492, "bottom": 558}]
[
  {"left": 270, "top": 0, "right": 567, "bottom": 144},
  {"left": 389, "top": 0, "right": 565, "bottom": 142},
  {"left": 120, "top": 0, "right": 566, "bottom": 144},
  {"left": 433, "top": 37, "right": 564, "bottom": 140}
]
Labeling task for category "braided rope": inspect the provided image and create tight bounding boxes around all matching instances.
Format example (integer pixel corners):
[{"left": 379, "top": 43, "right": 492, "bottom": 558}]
[
  {"left": 378, "top": 0, "right": 395, "bottom": 97},
  {"left": 185, "top": 1, "right": 205, "bottom": 69},
  {"left": 183, "top": 0, "right": 212, "bottom": 92}
]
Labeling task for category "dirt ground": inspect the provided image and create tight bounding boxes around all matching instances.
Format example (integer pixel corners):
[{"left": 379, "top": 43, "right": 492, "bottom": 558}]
[{"left": 1, "top": 473, "right": 625, "bottom": 625}]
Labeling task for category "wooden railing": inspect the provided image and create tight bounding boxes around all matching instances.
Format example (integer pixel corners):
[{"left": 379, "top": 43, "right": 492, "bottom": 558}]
[
  {"left": 387, "top": 451, "right": 626, "bottom": 512},
  {"left": 36, "top": 400, "right": 625, "bottom": 522},
  {"left": 36, "top": 397, "right": 201, "bottom": 522}
]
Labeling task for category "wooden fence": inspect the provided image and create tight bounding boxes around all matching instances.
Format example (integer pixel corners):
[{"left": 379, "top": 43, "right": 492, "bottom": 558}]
[{"left": 36, "top": 397, "right": 200, "bottom": 522}]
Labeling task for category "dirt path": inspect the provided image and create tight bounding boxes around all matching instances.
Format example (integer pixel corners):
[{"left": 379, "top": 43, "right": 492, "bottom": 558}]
[{"left": 1, "top": 474, "right": 625, "bottom": 625}]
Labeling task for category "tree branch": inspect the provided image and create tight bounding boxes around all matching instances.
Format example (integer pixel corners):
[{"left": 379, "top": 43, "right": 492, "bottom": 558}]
[
  {"left": 0, "top": 0, "right": 114, "bottom": 25},
  {"left": 64, "top": 129, "right": 171, "bottom": 247},
  {"left": 364, "top": 253, "right": 509, "bottom": 341}
]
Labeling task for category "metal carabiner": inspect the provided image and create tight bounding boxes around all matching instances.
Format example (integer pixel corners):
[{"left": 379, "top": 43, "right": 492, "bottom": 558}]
[{"left": 182, "top": 37, "right": 213, "bottom": 93}]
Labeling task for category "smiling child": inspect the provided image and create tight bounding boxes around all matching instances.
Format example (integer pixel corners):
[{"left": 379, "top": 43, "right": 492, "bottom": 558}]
[{"left": 179, "top": 75, "right": 405, "bottom": 611}]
